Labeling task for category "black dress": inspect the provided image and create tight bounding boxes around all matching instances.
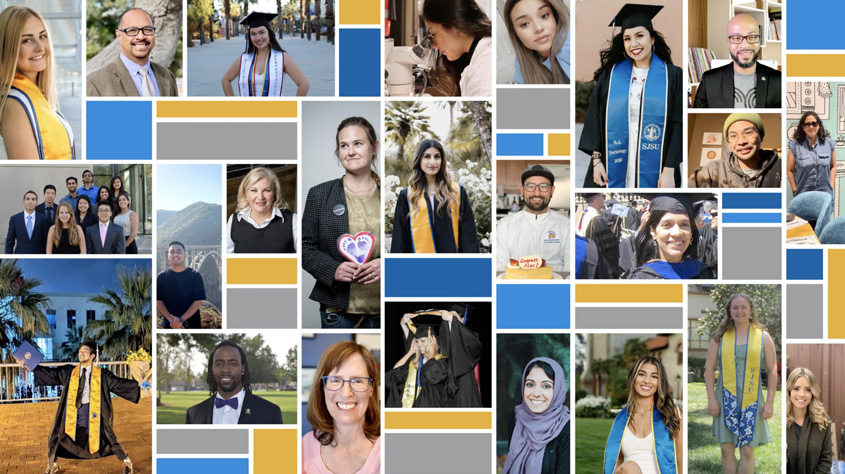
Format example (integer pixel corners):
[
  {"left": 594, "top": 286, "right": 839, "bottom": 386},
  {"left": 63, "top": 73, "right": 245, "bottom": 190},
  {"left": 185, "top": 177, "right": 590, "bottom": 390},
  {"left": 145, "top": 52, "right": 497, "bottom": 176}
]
[{"left": 53, "top": 228, "right": 81, "bottom": 254}]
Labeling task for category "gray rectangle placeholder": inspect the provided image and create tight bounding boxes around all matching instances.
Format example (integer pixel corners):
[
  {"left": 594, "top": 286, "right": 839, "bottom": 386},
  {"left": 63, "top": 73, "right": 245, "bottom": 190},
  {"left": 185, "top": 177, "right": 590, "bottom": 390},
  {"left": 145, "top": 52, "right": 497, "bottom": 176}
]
[
  {"left": 722, "top": 227, "right": 781, "bottom": 280},
  {"left": 787, "top": 284, "right": 823, "bottom": 339},
  {"left": 386, "top": 433, "right": 491, "bottom": 474},
  {"left": 157, "top": 429, "right": 249, "bottom": 454},
  {"left": 497, "top": 89, "right": 570, "bottom": 130},
  {"left": 576, "top": 307, "right": 683, "bottom": 330},
  {"left": 157, "top": 123, "right": 297, "bottom": 160},
  {"left": 227, "top": 288, "right": 298, "bottom": 329}
]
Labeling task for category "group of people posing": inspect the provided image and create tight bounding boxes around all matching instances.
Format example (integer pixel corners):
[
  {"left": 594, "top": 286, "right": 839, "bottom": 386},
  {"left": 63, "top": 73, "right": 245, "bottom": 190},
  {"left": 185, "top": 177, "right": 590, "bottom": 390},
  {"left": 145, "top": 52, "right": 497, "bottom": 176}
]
[{"left": 5, "top": 170, "right": 138, "bottom": 254}]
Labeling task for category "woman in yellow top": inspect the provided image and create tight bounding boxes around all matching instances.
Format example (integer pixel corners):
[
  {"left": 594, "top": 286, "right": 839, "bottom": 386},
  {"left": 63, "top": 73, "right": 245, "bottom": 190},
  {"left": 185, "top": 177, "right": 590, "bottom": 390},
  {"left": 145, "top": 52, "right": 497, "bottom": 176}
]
[{"left": 0, "top": 6, "right": 75, "bottom": 160}]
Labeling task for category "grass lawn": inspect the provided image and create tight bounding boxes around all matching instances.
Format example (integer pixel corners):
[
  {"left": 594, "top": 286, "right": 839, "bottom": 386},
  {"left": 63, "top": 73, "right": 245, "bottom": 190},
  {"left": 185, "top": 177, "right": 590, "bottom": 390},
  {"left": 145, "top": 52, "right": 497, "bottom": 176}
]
[
  {"left": 156, "top": 390, "right": 297, "bottom": 424},
  {"left": 688, "top": 382, "right": 781, "bottom": 474},
  {"left": 575, "top": 417, "right": 613, "bottom": 474}
]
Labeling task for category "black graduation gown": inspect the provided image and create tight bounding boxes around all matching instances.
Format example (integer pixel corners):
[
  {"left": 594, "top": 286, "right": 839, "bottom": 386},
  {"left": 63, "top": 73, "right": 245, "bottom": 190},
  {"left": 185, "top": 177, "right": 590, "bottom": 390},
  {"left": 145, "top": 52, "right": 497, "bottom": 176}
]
[
  {"left": 385, "top": 357, "right": 450, "bottom": 408},
  {"left": 584, "top": 216, "right": 620, "bottom": 279},
  {"left": 627, "top": 261, "right": 716, "bottom": 279},
  {"left": 34, "top": 365, "right": 140, "bottom": 460},
  {"left": 698, "top": 225, "right": 718, "bottom": 267},
  {"left": 390, "top": 186, "right": 479, "bottom": 253},
  {"left": 578, "top": 62, "right": 683, "bottom": 188}
]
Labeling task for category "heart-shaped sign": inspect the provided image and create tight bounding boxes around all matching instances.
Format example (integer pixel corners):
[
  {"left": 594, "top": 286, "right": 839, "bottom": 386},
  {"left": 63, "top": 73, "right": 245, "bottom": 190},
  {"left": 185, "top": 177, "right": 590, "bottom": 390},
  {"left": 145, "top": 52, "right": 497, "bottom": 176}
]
[{"left": 337, "top": 231, "right": 375, "bottom": 265}]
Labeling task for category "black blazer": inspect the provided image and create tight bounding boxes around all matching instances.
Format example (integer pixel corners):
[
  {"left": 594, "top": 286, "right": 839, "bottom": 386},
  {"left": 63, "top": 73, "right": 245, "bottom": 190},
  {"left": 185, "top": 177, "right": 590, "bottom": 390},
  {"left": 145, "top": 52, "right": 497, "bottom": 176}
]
[
  {"left": 35, "top": 202, "right": 58, "bottom": 223},
  {"left": 84, "top": 222, "right": 126, "bottom": 254},
  {"left": 302, "top": 178, "right": 356, "bottom": 309},
  {"left": 185, "top": 392, "right": 283, "bottom": 424},
  {"left": 5, "top": 211, "right": 49, "bottom": 254},
  {"left": 694, "top": 62, "right": 781, "bottom": 108},
  {"left": 787, "top": 421, "right": 832, "bottom": 474}
]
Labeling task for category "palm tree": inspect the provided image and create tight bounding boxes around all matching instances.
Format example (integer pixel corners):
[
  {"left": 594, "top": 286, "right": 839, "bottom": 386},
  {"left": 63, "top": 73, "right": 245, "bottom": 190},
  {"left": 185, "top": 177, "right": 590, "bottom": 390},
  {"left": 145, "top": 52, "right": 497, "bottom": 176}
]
[
  {"left": 86, "top": 268, "right": 152, "bottom": 361},
  {"left": 385, "top": 101, "right": 439, "bottom": 164},
  {"left": 0, "top": 260, "right": 50, "bottom": 398},
  {"left": 57, "top": 326, "right": 86, "bottom": 362},
  {"left": 465, "top": 101, "right": 492, "bottom": 163},
  {"left": 224, "top": 0, "right": 231, "bottom": 40},
  {"left": 305, "top": 0, "right": 312, "bottom": 40},
  {"left": 300, "top": 0, "right": 304, "bottom": 38},
  {"left": 315, "top": 0, "right": 320, "bottom": 41}
]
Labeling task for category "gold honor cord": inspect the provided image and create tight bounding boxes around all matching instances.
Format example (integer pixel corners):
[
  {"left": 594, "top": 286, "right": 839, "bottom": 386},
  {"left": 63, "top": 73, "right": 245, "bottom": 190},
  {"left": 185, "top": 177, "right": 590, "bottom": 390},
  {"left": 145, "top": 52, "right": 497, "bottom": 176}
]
[{"left": 64, "top": 366, "right": 103, "bottom": 453}]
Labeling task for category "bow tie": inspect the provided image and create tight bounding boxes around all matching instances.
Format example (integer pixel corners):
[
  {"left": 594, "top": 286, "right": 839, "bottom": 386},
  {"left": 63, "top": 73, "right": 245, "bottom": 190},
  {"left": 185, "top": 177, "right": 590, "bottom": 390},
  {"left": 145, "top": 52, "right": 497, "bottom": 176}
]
[{"left": 214, "top": 397, "right": 238, "bottom": 410}]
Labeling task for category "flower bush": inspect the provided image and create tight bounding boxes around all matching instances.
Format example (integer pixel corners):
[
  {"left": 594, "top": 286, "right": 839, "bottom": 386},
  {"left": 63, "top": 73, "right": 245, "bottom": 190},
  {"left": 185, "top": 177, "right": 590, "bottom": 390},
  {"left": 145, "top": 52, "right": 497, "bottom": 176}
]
[{"left": 574, "top": 395, "right": 611, "bottom": 418}]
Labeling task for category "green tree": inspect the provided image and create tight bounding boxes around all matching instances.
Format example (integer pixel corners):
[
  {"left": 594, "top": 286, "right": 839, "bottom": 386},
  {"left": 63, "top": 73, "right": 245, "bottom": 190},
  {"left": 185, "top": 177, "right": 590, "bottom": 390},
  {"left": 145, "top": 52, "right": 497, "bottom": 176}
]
[
  {"left": 696, "top": 285, "right": 782, "bottom": 350},
  {"left": 57, "top": 326, "right": 87, "bottom": 362},
  {"left": 188, "top": 0, "right": 214, "bottom": 45},
  {"left": 385, "top": 101, "right": 439, "bottom": 164},
  {"left": 279, "top": 345, "right": 297, "bottom": 386},
  {"left": 0, "top": 260, "right": 50, "bottom": 359},
  {"left": 86, "top": 268, "right": 152, "bottom": 361}
]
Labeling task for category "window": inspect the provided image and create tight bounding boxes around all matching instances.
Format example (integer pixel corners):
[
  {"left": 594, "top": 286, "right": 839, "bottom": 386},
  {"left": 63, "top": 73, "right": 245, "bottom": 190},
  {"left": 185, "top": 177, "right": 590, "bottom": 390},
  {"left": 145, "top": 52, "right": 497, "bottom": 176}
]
[
  {"left": 46, "top": 310, "right": 56, "bottom": 330},
  {"left": 689, "top": 319, "right": 709, "bottom": 350},
  {"left": 86, "top": 310, "right": 96, "bottom": 322},
  {"left": 67, "top": 310, "right": 76, "bottom": 329},
  {"left": 35, "top": 338, "right": 53, "bottom": 360}
]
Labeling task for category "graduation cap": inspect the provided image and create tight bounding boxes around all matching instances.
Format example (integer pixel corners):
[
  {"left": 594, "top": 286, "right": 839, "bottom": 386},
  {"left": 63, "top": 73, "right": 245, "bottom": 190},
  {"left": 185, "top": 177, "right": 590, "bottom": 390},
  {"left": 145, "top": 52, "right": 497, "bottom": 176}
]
[
  {"left": 240, "top": 11, "right": 277, "bottom": 29},
  {"left": 408, "top": 311, "right": 443, "bottom": 339},
  {"left": 609, "top": 3, "right": 664, "bottom": 31},
  {"left": 641, "top": 193, "right": 716, "bottom": 217}
]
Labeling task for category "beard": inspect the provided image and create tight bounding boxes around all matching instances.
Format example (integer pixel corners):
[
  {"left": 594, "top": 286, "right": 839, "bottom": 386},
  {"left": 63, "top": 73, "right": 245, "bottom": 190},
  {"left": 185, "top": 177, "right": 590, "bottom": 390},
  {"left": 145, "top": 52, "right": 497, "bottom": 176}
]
[
  {"left": 730, "top": 47, "right": 760, "bottom": 69},
  {"left": 525, "top": 196, "right": 550, "bottom": 212}
]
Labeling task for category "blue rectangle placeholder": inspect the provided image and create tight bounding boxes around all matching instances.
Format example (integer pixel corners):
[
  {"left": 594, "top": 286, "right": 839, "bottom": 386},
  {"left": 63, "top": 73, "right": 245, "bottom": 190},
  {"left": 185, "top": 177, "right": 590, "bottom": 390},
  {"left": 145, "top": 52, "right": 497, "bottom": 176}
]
[
  {"left": 721, "top": 212, "right": 782, "bottom": 224},
  {"left": 385, "top": 258, "right": 492, "bottom": 297},
  {"left": 496, "top": 133, "right": 543, "bottom": 156},
  {"left": 339, "top": 29, "right": 380, "bottom": 97},
  {"left": 86, "top": 101, "right": 152, "bottom": 160},
  {"left": 787, "top": 248, "right": 824, "bottom": 280},
  {"left": 787, "top": 1, "right": 845, "bottom": 50},
  {"left": 721, "top": 193, "right": 781, "bottom": 210},
  {"left": 497, "top": 284, "right": 569, "bottom": 329},
  {"left": 158, "top": 459, "right": 248, "bottom": 474}
]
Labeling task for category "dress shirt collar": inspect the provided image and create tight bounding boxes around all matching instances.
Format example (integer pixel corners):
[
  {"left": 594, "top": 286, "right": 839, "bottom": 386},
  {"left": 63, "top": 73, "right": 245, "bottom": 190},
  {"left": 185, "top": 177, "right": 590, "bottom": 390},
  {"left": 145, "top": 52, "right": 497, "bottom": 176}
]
[{"left": 119, "top": 52, "right": 152, "bottom": 78}]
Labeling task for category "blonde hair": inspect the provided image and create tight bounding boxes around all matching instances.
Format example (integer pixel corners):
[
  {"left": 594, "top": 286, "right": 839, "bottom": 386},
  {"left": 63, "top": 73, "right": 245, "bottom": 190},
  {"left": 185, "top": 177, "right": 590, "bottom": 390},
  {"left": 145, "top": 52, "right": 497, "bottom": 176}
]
[
  {"left": 625, "top": 355, "right": 681, "bottom": 438},
  {"left": 710, "top": 293, "right": 764, "bottom": 343},
  {"left": 786, "top": 367, "right": 829, "bottom": 432},
  {"left": 504, "top": 0, "right": 570, "bottom": 84},
  {"left": 408, "top": 138, "right": 459, "bottom": 220},
  {"left": 0, "top": 6, "right": 58, "bottom": 122},
  {"left": 235, "top": 167, "right": 288, "bottom": 214},
  {"left": 52, "top": 201, "right": 81, "bottom": 248}
]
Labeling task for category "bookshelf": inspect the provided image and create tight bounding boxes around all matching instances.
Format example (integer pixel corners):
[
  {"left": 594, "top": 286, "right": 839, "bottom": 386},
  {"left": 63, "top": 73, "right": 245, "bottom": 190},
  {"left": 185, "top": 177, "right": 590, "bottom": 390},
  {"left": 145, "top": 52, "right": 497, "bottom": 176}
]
[{"left": 690, "top": 0, "right": 782, "bottom": 68}]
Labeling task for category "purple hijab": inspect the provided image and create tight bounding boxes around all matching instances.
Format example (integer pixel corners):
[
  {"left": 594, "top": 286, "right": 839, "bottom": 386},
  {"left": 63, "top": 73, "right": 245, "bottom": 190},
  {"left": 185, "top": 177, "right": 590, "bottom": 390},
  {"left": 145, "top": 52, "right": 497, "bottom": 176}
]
[{"left": 503, "top": 357, "right": 570, "bottom": 474}]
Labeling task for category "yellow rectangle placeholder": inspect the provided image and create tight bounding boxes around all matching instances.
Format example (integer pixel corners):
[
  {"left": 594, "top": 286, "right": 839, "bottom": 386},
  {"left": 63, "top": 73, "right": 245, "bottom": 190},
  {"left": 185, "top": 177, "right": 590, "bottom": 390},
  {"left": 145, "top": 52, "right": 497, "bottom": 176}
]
[
  {"left": 156, "top": 101, "right": 297, "bottom": 118},
  {"left": 385, "top": 411, "right": 491, "bottom": 430},
  {"left": 576, "top": 284, "right": 683, "bottom": 303},
  {"left": 829, "top": 250, "right": 845, "bottom": 338},
  {"left": 787, "top": 54, "right": 845, "bottom": 77},
  {"left": 255, "top": 429, "right": 296, "bottom": 474},
  {"left": 548, "top": 133, "right": 570, "bottom": 156},
  {"left": 339, "top": 0, "right": 381, "bottom": 25},
  {"left": 227, "top": 258, "right": 297, "bottom": 285}
]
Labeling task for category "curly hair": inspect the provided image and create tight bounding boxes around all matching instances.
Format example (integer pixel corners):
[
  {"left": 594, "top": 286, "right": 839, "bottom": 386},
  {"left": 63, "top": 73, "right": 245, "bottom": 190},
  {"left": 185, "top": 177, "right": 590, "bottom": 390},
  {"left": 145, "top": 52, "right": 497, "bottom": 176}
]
[
  {"left": 592, "top": 25, "right": 673, "bottom": 83},
  {"left": 793, "top": 111, "right": 830, "bottom": 145},
  {"left": 710, "top": 293, "right": 764, "bottom": 343},
  {"left": 786, "top": 367, "right": 829, "bottom": 432},
  {"left": 625, "top": 355, "right": 681, "bottom": 439}
]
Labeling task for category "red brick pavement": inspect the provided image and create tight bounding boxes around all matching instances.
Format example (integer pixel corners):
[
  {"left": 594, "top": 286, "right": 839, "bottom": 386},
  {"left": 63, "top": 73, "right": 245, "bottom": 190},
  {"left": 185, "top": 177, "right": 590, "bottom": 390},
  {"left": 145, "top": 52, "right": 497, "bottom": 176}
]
[{"left": 0, "top": 397, "right": 152, "bottom": 474}]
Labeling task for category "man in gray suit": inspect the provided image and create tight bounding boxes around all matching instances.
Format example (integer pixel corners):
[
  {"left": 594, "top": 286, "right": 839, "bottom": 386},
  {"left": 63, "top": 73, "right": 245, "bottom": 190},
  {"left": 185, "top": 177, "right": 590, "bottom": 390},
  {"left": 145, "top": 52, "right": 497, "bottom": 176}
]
[
  {"left": 85, "top": 201, "right": 126, "bottom": 254},
  {"left": 87, "top": 8, "right": 178, "bottom": 97}
]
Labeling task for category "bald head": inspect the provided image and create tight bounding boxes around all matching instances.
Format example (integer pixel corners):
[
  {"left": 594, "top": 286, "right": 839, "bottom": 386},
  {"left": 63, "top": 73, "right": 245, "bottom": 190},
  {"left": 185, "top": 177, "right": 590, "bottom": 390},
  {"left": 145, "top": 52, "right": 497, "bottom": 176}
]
[{"left": 727, "top": 13, "right": 761, "bottom": 72}]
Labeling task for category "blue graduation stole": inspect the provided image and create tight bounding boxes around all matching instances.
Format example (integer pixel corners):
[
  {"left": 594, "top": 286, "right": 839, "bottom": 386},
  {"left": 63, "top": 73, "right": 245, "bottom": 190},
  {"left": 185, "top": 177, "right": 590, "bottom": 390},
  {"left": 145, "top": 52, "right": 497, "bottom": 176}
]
[
  {"left": 605, "top": 55, "right": 668, "bottom": 187},
  {"left": 575, "top": 234, "right": 587, "bottom": 278},
  {"left": 603, "top": 405, "right": 677, "bottom": 474},
  {"left": 643, "top": 260, "right": 702, "bottom": 279}
]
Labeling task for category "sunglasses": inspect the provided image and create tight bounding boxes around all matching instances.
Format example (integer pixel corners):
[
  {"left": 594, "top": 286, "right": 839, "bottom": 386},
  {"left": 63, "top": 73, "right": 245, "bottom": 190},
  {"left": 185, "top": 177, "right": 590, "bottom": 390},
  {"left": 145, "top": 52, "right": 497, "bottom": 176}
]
[{"left": 802, "top": 121, "right": 820, "bottom": 128}]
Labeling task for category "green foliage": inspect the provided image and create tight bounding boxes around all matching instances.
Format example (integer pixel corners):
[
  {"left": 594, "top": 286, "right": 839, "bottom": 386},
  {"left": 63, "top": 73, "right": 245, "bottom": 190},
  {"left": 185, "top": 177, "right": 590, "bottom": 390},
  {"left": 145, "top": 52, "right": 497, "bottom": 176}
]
[
  {"left": 86, "top": 267, "right": 153, "bottom": 360},
  {"left": 591, "top": 338, "right": 649, "bottom": 407},
  {"left": 696, "top": 285, "right": 782, "bottom": 350},
  {"left": 689, "top": 357, "right": 706, "bottom": 381},
  {"left": 58, "top": 326, "right": 88, "bottom": 362},
  {"left": 0, "top": 259, "right": 50, "bottom": 371},
  {"left": 188, "top": 0, "right": 214, "bottom": 35},
  {"left": 279, "top": 345, "right": 297, "bottom": 385},
  {"left": 384, "top": 101, "right": 440, "bottom": 164},
  {"left": 86, "top": 0, "right": 131, "bottom": 60},
  {"left": 575, "top": 80, "right": 595, "bottom": 123}
]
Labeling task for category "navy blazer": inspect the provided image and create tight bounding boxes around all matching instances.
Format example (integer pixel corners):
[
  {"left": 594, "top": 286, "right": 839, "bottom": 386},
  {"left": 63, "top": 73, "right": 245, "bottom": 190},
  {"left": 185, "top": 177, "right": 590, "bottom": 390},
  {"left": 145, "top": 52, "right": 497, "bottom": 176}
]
[
  {"left": 84, "top": 222, "right": 126, "bottom": 254},
  {"left": 35, "top": 202, "right": 58, "bottom": 224},
  {"left": 185, "top": 392, "right": 283, "bottom": 424},
  {"left": 5, "top": 211, "right": 49, "bottom": 254}
]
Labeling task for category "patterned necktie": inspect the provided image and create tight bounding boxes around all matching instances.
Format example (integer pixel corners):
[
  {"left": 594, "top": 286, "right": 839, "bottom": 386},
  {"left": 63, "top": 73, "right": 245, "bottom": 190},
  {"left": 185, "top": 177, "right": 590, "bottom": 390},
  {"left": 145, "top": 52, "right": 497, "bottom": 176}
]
[
  {"left": 138, "top": 66, "right": 156, "bottom": 97},
  {"left": 26, "top": 215, "right": 33, "bottom": 239}
]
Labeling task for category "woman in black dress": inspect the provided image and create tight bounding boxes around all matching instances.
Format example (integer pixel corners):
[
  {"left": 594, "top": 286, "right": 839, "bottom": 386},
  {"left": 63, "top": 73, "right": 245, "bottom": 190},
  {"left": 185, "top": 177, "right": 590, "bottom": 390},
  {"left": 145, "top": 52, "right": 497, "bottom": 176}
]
[
  {"left": 75, "top": 195, "right": 97, "bottom": 233},
  {"left": 47, "top": 202, "right": 85, "bottom": 254}
]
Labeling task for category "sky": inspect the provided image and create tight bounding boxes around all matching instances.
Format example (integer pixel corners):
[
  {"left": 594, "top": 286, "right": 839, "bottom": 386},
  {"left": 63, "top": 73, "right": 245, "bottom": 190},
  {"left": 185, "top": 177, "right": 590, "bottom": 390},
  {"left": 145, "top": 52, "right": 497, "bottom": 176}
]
[
  {"left": 156, "top": 164, "right": 222, "bottom": 211},
  {"left": 14, "top": 259, "right": 152, "bottom": 294}
]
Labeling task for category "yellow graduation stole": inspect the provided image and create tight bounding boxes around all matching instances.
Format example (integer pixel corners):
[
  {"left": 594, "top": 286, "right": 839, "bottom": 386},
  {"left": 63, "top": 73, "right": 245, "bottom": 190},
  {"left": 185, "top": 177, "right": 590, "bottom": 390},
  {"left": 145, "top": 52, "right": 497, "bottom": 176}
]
[
  {"left": 400, "top": 322, "right": 447, "bottom": 408},
  {"left": 720, "top": 325, "right": 763, "bottom": 446},
  {"left": 64, "top": 365, "right": 102, "bottom": 454},
  {"left": 409, "top": 182, "right": 460, "bottom": 253}
]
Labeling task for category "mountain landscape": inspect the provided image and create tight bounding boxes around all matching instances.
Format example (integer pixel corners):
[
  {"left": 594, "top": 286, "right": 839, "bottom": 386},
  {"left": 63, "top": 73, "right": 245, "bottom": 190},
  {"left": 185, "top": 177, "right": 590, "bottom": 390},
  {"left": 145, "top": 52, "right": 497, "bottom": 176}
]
[{"left": 156, "top": 202, "right": 222, "bottom": 249}]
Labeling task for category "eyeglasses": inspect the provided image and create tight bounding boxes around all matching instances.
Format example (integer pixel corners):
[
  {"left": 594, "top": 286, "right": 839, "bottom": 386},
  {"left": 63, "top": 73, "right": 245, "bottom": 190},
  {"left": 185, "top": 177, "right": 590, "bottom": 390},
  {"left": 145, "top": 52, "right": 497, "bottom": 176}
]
[
  {"left": 726, "top": 128, "right": 758, "bottom": 143},
  {"left": 727, "top": 34, "right": 760, "bottom": 44},
  {"left": 322, "top": 375, "right": 374, "bottom": 392},
  {"left": 97, "top": 208, "right": 112, "bottom": 214},
  {"left": 524, "top": 183, "right": 552, "bottom": 193},
  {"left": 118, "top": 27, "right": 156, "bottom": 37},
  {"left": 802, "top": 121, "right": 820, "bottom": 128}
]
